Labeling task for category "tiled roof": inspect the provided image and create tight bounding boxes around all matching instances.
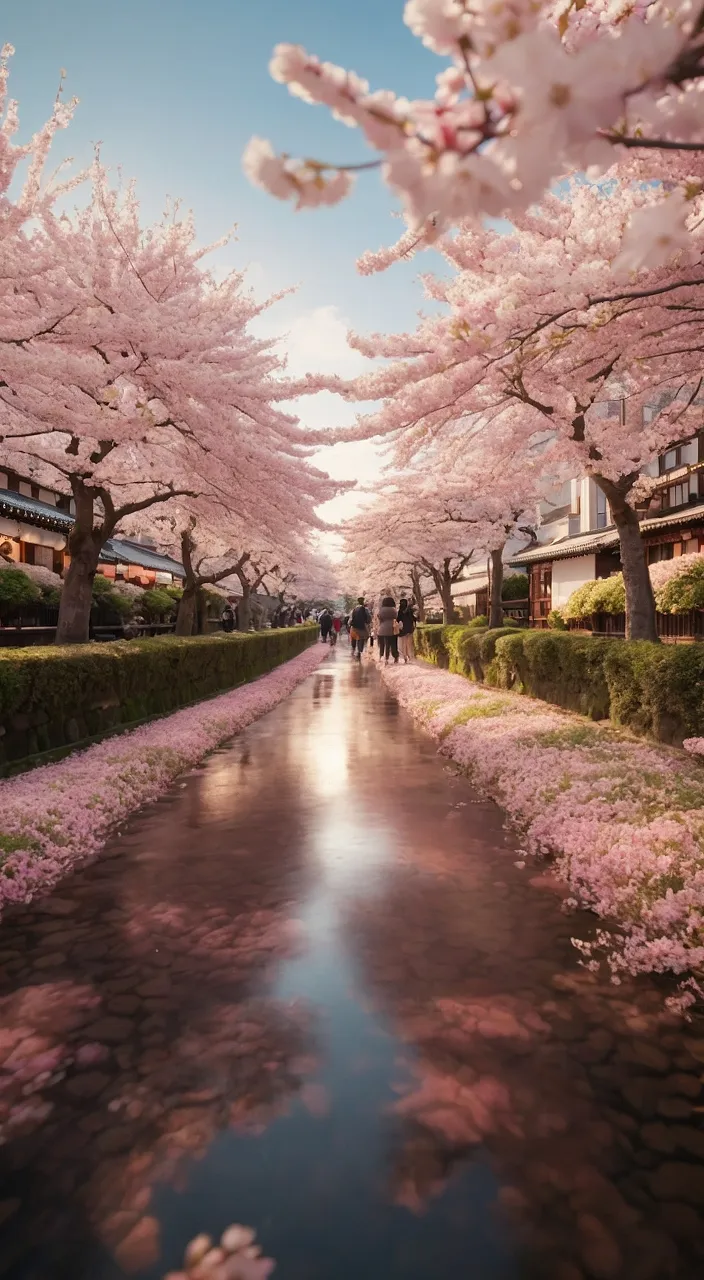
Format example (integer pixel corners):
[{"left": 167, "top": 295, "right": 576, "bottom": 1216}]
[
  {"left": 509, "top": 501, "right": 704, "bottom": 567},
  {"left": 0, "top": 488, "right": 184, "bottom": 576},
  {"left": 508, "top": 528, "right": 620, "bottom": 566},
  {"left": 101, "top": 539, "right": 185, "bottom": 577},
  {"left": 640, "top": 502, "right": 704, "bottom": 534},
  {"left": 452, "top": 577, "right": 489, "bottom": 601},
  {"left": 0, "top": 487, "right": 73, "bottom": 530}
]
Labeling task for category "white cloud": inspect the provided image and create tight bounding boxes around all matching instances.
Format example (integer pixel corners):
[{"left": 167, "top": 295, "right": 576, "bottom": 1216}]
[
  {"left": 253, "top": 304, "right": 387, "bottom": 552},
  {"left": 276, "top": 304, "right": 369, "bottom": 379}
]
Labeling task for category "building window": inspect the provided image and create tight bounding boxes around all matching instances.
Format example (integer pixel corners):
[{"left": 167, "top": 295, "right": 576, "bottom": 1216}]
[
  {"left": 19, "top": 542, "right": 36, "bottom": 565},
  {"left": 663, "top": 475, "right": 698, "bottom": 510},
  {"left": 647, "top": 543, "right": 675, "bottom": 565},
  {"left": 596, "top": 488, "right": 608, "bottom": 529},
  {"left": 659, "top": 446, "right": 682, "bottom": 474}
]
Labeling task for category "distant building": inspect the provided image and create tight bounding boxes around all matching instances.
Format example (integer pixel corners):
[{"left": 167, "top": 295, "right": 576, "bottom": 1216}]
[
  {"left": 509, "top": 417, "right": 704, "bottom": 627},
  {"left": 0, "top": 468, "right": 184, "bottom": 585}
]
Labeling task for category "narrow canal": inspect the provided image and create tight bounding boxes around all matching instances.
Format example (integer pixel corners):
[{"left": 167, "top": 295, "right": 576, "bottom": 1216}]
[{"left": 0, "top": 650, "right": 703, "bottom": 1279}]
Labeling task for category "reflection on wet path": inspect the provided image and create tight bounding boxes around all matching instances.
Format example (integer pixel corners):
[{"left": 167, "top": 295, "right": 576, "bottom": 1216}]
[{"left": 0, "top": 652, "right": 704, "bottom": 1278}]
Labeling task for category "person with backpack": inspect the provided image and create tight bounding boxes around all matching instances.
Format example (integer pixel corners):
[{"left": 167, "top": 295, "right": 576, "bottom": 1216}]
[
  {"left": 349, "top": 597, "right": 371, "bottom": 658},
  {"left": 397, "top": 598, "right": 416, "bottom": 662},
  {"left": 221, "top": 600, "right": 235, "bottom": 633}
]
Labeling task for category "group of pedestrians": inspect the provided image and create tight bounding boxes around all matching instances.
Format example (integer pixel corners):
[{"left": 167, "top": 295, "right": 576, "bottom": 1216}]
[
  {"left": 317, "top": 608, "right": 342, "bottom": 646},
  {"left": 346, "top": 595, "right": 417, "bottom": 663}
]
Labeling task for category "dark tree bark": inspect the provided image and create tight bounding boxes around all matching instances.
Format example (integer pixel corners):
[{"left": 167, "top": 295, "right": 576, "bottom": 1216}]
[
  {"left": 175, "top": 587, "right": 197, "bottom": 636},
  {"left": 175, "top": 529, "right": 198, "bottom": 636},
  {"left": 411, "top": 565, "right": 426, "bottom": 622},
  {"left": 56, "top": 484, "right": 107, "bottom": 645},
  {"left": 55, "top": 480, "right": 196, "bottom": 645},
  {"left": 237, "top": 583, "right": 252, "bottom": 632},
  {"left": 595, "top": 476, "right": 658, "bottom": 642},
  {"left": 489, "top": 546, "right": 505, "bottom": 629},
  {"left": 196, "top": 588, "right": 208, "bottom": 634},
  {"left": 435, "top": 561, "right": 456, "bottom": 624}
]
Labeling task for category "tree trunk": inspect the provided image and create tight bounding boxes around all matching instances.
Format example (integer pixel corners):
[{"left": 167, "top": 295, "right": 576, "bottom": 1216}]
[
  {"left": 196, "top": 589, "right": 208, "bottom": 634},
  {"left": 176, "top": 586, "right": 197, "bottom": 636},
  {"left": 489, "top": 547, "right": 504, "bottom": 629},
  {"left": 55, "top": 487, "right": 105, "bottom": 644},
  {"left": 439, "top": 566, "right": 456, "bottom": 624},
  {"left": 596, "top": 478, "right": 658, "bottom": 643},
  {"left": 411, "top": 566, "right": 425, "bottom": 621},
  {"left": 238, "top": 587, "right": 252, "bottom": 632}
]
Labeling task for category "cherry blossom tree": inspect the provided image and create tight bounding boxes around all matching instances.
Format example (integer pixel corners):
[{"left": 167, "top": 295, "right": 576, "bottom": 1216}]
[
  {"left": 0, "top": 44, "right": 79, "bottom": 242},
  {"left": 244, "top": 1, "right": 704, "bottom": 268},
  {"left": 344, "top": 447, "right": 540, "bottom": 623},
  {"left": 0, "top": 163, "right": 333, "bottom": 644},
  {"left": 328, "top": 177, "right": 704, "bottom": 640}
]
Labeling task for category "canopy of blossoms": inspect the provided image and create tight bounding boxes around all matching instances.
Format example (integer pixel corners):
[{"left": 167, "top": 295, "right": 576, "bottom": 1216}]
[{"left": 244, "top": 0, "right": 704, "bottom": 269}]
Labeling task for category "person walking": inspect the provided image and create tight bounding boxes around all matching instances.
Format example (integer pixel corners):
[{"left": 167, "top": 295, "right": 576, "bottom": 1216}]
[
  {"left": 377, "top": 595, "right": 399, "bottom": 663},
  {"left": 319, "top": 607, "right": 333, "bottom": 643},
  {"left": 349, "top": 597, "right": 371, "bottom": 659},
  {"left": 221, "top": 600, "right": 235, "bottom": 633},
  {"left": 397, "top": 597, "right": 416, "bottom": 662},
  {"left": 331, "top": 613, "right": 342, "bottom": 647}
]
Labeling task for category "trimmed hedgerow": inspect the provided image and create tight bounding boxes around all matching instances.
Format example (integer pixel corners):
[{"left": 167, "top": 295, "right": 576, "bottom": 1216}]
[
  {"left": 0, "top": 626, "right": 317, "bottom": 769},
  {"left": 491, "top": 629, "right": 612, "bottom": 720},
  {"left": 418, "top": 623, "right": 704, "bottom": 745},
  {"left": 603, "top": 640, "right": 704, "bottom": 745},
  {"left": 414, "top": 625, "right": 449, "bottom": 667}
]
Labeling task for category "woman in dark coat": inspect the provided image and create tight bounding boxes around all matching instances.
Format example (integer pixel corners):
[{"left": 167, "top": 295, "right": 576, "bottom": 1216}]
[{"left": 376, "top": 595, "right": 399, "bottom": 663}]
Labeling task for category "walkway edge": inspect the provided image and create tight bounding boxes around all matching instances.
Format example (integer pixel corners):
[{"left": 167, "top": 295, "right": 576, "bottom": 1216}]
[
  {"left": 377, "top": 658, "right": 704, "bottom": 1011},
  {"left": 0, "top": 645, "right": 329, "bottom": 919}
]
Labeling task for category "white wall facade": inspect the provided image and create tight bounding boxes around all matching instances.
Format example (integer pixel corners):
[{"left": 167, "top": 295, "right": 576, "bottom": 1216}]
[{"left": 551, "top": 555, "right": 596, "bottom": 608}]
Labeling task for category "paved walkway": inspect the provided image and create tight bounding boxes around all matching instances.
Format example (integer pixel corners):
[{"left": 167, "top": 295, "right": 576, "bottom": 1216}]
[{"left": 0, "top": 649, "right": 703, "bottom": 1279}]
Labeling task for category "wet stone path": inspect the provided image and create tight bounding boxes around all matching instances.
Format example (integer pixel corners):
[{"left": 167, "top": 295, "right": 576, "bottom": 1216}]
[{"left": 1, "top": 651, "right": 704, "bottom": 1279}]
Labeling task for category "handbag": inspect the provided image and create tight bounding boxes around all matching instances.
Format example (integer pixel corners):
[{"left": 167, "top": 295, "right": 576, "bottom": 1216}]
[{"left": 392, "top": 619, "right": 401, "bottom": 635}]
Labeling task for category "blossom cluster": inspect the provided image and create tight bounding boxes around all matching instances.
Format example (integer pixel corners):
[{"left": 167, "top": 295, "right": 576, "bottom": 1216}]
[
  {"left": 0, "top": 645, "right": 325, "bottom": 915},
  {"left": 244, "top": 1, "right": 704, "bottom": 264},
  {"left": 379, "top": 660, "right": 704, "bottom": 1005},
  {"left": 167, "top": 1224, "right": 274, "bottom": 1279}
]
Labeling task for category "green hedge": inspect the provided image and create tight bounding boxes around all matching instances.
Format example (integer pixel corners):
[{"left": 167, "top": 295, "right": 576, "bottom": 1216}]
[
  {"left": 491, "top": 629, "right": 612, "bottom": 720},
  {"left": 414, "top": 624, "right": 519, "bottom": 682},
  {"left": 0, "top": 626, "right": 317, "bottom": 770},
  {"left": 416, "top": 624, "right": 704, "bottom": 744}
]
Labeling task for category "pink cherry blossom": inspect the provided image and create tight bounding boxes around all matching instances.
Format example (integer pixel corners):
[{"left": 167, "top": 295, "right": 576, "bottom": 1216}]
[{"left": 379, "top": 659, "right": 704, "bottom": 1003}]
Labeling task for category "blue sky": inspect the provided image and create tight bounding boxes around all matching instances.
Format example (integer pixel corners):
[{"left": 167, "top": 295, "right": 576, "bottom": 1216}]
[{"left": 3, "top": 0, "right": 445, "bottom": 528}]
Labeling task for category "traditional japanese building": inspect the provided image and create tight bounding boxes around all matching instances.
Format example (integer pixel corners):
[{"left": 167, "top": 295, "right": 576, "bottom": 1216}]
[
  {"left": 509, "top": 428, "right": 704, "bottom": 627},
  {"left": 0, "top": 469, "right": 184, "bottom": 585}
]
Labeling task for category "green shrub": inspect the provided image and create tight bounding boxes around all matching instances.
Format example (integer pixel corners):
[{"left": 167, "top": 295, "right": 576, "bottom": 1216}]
[
  {"left": 140, "top": 587, "right": 177, "bottom": 621},
  {"left": 657, "top": 560, "right": 704, "bottom": 613},
  {"left": 414, "top": 625, "right": 448, "bottom": 666},
  {"left": 603, "top": 641, "right": 704, "bottom": 744},
  {"left": 501, "top": 574, "right": 529, "bottom": 601},
  {"left": 91, "top": 574, "right": 134, "bottom": 621},
  {"left": 480, "top": 626, "right": 520, "bottom": 664},
  {"left": 510, "top": 631, "right": 612, "bottom": 718},
  {"left": 467, "top": 614, "right": 488, "bottom": 629},
  {"left": 0, "top": 568, "right": 41, "bottom": 620},
  {"left": 547, "top": 609, "right": 567, "bottom": 630},
  {"left": 420, "top": 620, "right": 704, "bottom": 745},
  {"left": 563, "top": 574, "right": 625, "bottom": 620},
  {"left": 0, "top": 626, "right": 317, "bottom": 770}
]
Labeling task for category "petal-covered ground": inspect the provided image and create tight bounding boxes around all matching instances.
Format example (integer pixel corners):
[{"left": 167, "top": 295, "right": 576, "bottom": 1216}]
[
  {"left": 0, "top": 644, "right": 326, "bottom": 917},
  {"left": 378, "top": 660, "right": 704, "bottom": 1001},
  {"left": 1, "top": 650, "right": 704, "bottom": 1279}
]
